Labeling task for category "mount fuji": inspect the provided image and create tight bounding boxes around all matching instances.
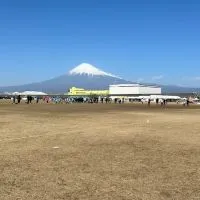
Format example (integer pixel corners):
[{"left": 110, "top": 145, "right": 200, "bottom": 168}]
[
  {"left": 0, "top": 63, "right": 200, "bottom": 94},
  {"left": 69, "top": 63, "right": 121, "bottom": 78},
  {"left": 0, "top": 63, "right": 131, "bottom": 93}
]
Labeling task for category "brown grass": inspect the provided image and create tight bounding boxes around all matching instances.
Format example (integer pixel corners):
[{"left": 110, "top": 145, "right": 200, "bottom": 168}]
[{"left": 0, "top": 102, "right": 200, "bottom": 200}]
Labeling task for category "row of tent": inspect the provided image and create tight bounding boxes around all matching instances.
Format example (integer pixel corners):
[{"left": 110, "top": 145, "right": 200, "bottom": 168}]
[
  {"left": 110, "top": 95, "right": 182, "bottom": 100},
  {"left": 4, "top": 91, "right": 48, "bottom": 96},
  {"left": 130, "top": 95, "right": 182, "bottom": 100},
  {"left": 110, "top": 95, "right": 200, "bottom": 102}
]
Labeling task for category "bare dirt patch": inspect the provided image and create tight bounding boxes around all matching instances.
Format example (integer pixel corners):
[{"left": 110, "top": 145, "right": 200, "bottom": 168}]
[{"left": 0, "top": 103, "right": 200, "bottom": 200}]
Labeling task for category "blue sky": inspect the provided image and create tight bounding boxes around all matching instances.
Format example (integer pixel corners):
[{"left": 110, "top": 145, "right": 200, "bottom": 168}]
[{"left": 0, "top": 0, "right": 200, "bottom": 87}]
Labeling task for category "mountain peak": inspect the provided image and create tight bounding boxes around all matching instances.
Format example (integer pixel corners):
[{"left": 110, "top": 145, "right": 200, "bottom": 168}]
[{"left": 69, "top": 63, "right": 120, "bottom": 78}]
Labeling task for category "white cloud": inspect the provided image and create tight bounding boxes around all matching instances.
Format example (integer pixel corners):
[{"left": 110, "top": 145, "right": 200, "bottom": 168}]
[{"left": 151, "top": 75, "right": 164, "bottom": 80}]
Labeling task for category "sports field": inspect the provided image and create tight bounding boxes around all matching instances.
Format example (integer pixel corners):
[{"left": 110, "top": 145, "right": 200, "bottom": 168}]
[{"left": 0, "top": 103, "right": 200, "bottom": 200}]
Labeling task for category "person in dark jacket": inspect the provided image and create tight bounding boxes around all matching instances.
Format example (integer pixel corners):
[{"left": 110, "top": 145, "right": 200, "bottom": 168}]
[
  {"left": 163, "top": 99, "right": 166, "bottom": 106},
  {"left": 17, "top": 95, "right": 21, "bottom": 104},
  {"left": 186, "top": 98, "right": 190, "bottom": 106},
  {"left": 148, "top": 99, "right": 151, "bottom": 107},
  {"left": 156, "top": 98, "right": 159, "bottom": 105},
  {"left": 36, "top": 96, "right": 39, "bottom": 104},
  {"left": 105, "top": 97, "right": 108, "bottom": 104},
  {"left": 27, "top": 96, "right": 30, "bottom": 104}
]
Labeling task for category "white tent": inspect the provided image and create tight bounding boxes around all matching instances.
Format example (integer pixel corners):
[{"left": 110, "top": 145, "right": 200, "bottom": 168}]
[
  {"left": 12, "top": 91, "right": 47, "bottom": 96},
  {"left": 150, "top": 95, "right": 181, "bottom": 100}
]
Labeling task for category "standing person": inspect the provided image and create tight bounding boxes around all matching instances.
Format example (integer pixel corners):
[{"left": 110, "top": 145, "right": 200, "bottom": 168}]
[
  {"left": 36, "top": 96, "right": 39, "bottom": 104},
  {"left": 17, "top": 95, "right": 21, "bottom": 104},
  {"left": 186, "top": 98, "right": 190, "bottom": 107},
  {"left": 13, "top": 96, "right": 16, "bottom": 104},
  {"left": 163, "top": 99, "right": 166, "bottom": 106},
  {"left": 46, "top": 96, "right": 49, "bottom": 103},
  {"left": 148, "top": 98, "right": 151, "bottom": 107},
  {"left": 156, "top": 98, "right": 159, "bottom": 105}
]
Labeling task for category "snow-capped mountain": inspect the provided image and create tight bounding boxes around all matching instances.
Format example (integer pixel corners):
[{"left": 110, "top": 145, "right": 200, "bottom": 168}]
[
  {"left": 69, "top": 63, "right": 121, "bottom": 78},
  {"left": 0, "top": 63, "right": 200, "bottom": 94},
  {"left": 0, "top": 63, "right": 129, "bottom": 93}
]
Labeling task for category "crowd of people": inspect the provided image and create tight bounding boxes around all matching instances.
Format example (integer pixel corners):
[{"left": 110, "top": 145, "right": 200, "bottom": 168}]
[
  {"left": 144, "top": 97, "right": 191, "bottom": 107},
  {"left": 0, "top": 95, "right": 193, "bottom": 107},
  {"left": 9, "top": 95, "right": 125, "bottom": 104},
  {"left": 12, "top": 95, "right": 22, "bottom": 104}
]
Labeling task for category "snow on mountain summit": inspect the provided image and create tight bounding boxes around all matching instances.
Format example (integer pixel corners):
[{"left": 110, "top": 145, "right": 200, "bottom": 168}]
[{"left": 69, "top": 63, "right": 120, "bottom": 78}]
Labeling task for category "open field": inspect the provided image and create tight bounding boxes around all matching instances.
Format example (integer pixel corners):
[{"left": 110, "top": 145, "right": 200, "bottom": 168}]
[{"left": 1, "top": 103, "right": 200, "bottom": 200}]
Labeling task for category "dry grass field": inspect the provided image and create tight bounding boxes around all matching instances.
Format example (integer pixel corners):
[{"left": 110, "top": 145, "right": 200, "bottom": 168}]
[{"left": 1, "top": 102, "right": 200, "bottom": 200}]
